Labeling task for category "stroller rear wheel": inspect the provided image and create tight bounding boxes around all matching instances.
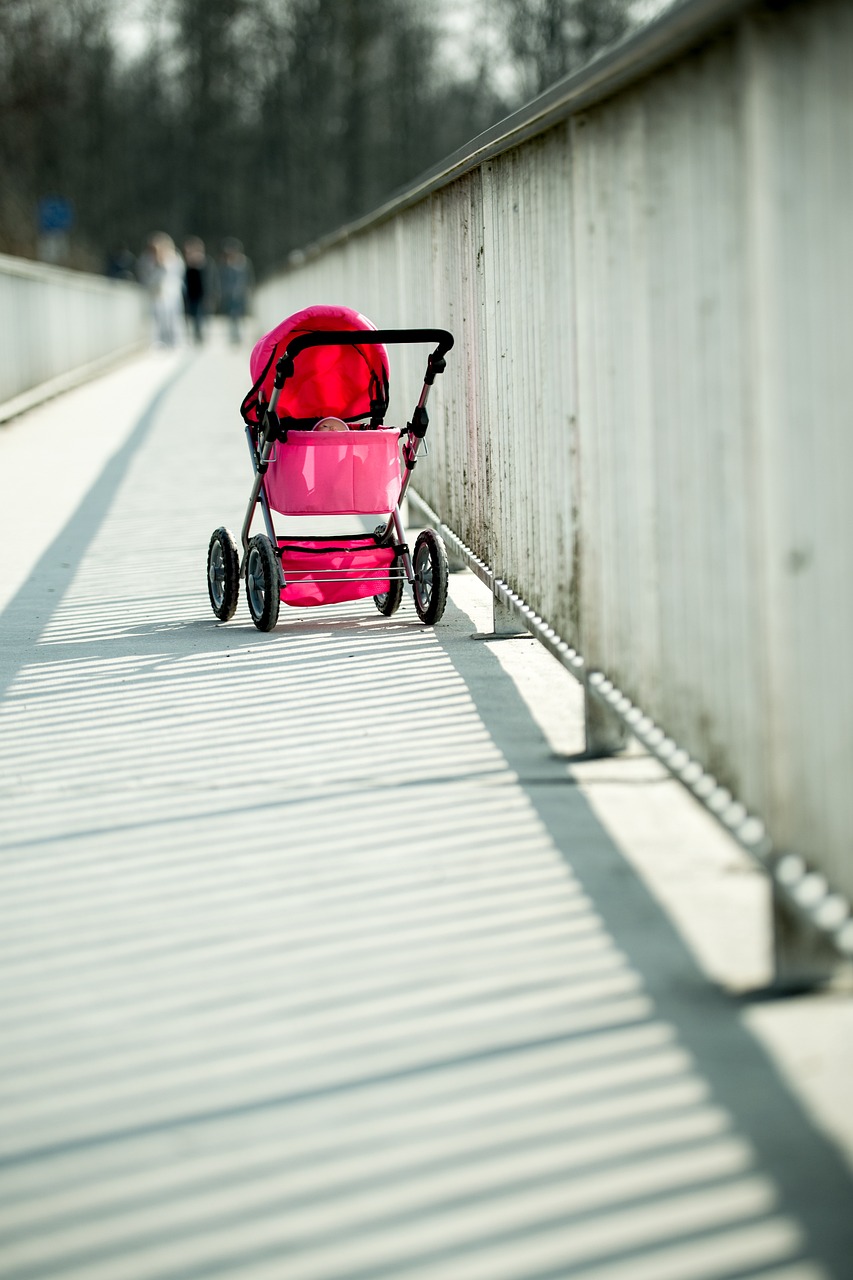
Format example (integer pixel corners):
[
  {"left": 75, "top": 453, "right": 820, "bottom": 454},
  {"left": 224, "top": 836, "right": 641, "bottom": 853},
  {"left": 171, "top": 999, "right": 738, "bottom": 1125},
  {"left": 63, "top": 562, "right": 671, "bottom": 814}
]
[
  {"left": 412, "top": 529, "right": 448, "bottom": 625},
  {"left": 207, "top": 527, "right": 240, "bottom": 621},
  {"left": 246, "top": 535, "right": 281, "bottom": 632}
]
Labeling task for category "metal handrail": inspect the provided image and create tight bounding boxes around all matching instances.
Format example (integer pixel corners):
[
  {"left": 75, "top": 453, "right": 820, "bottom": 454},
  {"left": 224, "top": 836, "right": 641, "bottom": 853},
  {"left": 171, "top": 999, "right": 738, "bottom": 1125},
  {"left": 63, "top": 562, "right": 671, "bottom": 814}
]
[{"left": 284, "top": 0, "right": 761, "bottom": 268}]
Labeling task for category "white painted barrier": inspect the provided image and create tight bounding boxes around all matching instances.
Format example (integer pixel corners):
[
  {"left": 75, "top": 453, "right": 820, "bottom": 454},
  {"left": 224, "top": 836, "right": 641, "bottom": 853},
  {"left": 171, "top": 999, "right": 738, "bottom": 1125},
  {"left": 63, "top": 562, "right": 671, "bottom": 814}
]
[
  {"left": 255, "top": 0, "right": 853, "bottom": 969},
  {"left": 0, "top": 253, "right": 147, "bottom": 420}
]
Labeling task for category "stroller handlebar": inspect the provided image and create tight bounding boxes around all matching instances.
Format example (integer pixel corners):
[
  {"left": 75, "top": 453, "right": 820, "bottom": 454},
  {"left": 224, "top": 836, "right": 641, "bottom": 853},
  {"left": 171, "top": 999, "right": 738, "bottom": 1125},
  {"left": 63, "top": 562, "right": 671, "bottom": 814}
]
[
  {"left": 281, "top": 328, "right": 453, "bottom": 358},
  {"left": 274, "top": 328, "right": 454, "bottom": 390}
]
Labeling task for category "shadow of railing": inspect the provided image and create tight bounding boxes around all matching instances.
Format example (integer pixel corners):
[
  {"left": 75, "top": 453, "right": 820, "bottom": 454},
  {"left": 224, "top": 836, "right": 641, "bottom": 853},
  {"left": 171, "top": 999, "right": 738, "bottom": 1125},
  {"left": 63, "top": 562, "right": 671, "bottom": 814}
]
[{"left": 0, "top": 347, "right": 851, "bottom": 1279}]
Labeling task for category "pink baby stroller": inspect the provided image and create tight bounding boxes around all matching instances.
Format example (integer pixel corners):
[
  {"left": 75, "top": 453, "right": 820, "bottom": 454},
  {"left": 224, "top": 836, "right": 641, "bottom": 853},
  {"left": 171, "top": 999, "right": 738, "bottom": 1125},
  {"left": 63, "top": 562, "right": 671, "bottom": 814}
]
[{"left": 206, "top": 304, "right": 454, "bottom": 631}]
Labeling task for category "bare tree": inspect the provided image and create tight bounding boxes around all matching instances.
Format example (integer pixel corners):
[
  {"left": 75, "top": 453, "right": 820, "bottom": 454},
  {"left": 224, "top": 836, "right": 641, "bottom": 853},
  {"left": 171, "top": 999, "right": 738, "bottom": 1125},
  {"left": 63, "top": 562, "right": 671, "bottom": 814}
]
[
  {"left": 491, "top": 0, "right": 633, "bottom": 100},
  {"left": 0, "top": 0, "right": 118, "bottom": 264},
  {"left": 2, "top": 0, "right": 594, "bottom": 276}
]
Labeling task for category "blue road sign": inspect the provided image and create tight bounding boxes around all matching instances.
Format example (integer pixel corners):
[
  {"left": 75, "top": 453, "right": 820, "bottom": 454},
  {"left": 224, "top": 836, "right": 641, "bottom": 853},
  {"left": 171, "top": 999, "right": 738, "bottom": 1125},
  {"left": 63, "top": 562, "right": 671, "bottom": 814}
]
[{"left": 37, "top": 196, "right": 75, "bottom": 234}]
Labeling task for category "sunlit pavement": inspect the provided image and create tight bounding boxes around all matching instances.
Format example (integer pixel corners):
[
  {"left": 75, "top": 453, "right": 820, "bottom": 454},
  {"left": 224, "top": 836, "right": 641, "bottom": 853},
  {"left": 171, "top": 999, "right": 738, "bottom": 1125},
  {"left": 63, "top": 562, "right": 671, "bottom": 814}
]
[{"left": 1, "top": 333, "right": 852, "bottom": 1279}]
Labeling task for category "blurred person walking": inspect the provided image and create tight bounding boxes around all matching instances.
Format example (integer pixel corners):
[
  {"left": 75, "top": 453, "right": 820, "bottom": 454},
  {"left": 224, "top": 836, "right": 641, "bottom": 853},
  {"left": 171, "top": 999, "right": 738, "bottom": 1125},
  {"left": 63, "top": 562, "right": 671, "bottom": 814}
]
[
  {"left": 139, "top": 233, "right": 185, "bottom": 347},
  {"left": 220, "top": 238, "right": 254, "bottom": 344},
  {"left": 183, "top": 237, "right": 219, "bottom": 344}
]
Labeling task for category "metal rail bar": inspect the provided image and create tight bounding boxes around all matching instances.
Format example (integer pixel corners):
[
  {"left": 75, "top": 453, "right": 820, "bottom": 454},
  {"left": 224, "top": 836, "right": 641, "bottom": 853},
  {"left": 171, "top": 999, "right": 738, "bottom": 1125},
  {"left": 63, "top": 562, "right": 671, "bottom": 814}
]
[{"left": 285, "top": 0, "right": 764, "bottom": 268}]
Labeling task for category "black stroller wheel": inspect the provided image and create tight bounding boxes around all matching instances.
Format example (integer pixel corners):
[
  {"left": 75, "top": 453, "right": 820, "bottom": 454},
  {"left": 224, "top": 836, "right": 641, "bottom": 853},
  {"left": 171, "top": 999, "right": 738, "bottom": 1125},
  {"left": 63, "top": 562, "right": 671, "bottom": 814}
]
[
  {"left": 246, "top": 535, "right": 280, "bottom": 632},
  {"left": 412, "top": 529, "right": 448, "bottom": 625},
  {"left": 207, "top": 527, "right": 240, "bottom": 621},
  {"left": 374, "top": 563, "right": 404, "bottom": 616}
]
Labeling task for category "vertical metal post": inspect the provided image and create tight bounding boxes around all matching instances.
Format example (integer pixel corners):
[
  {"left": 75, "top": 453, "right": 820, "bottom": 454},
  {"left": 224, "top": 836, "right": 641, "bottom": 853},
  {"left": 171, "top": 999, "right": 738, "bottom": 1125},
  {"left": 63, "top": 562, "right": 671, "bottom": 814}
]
[
  {"left": 583, "top": 675, "right": 629, "bottom": 757},
  {"left": 493, "top": 588, "right": 525, "bottom": 637},
  {"left": 771, "top": 888, "right": 848, "bottom": 991}
]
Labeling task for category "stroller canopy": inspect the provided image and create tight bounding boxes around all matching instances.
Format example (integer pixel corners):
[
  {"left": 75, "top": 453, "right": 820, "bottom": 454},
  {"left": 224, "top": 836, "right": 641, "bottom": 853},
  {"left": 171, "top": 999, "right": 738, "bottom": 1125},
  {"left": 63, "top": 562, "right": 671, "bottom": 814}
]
[{"left": 243, "top": 304, "right": 390, "bottom": 425}]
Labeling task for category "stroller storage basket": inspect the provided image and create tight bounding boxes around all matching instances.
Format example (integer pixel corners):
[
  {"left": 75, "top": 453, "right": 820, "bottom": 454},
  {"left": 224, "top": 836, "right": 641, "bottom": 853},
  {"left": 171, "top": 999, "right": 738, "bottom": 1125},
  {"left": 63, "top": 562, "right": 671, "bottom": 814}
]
[
  {"left": 266, "top": 429, "right": 401, "bottom": 517},
  {"left": 278, "top": 538, "right": 396, "bottom": 607}
]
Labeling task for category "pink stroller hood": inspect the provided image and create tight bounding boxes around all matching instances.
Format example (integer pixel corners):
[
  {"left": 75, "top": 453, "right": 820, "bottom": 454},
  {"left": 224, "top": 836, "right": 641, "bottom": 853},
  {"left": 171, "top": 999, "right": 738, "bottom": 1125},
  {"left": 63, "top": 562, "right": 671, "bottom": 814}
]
[{"left": 246, "top": 305, "right": 389, "bottom": 424}]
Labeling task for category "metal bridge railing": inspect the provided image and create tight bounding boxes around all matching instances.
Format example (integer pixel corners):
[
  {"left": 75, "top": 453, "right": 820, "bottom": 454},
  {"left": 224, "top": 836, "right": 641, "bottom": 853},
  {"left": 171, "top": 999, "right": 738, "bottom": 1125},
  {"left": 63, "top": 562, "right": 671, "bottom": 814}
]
[
  {"left": 256, "top": 0, "right": 853, "bottom": 986},
  {"left": 0, "top": 253, "right": 148, "bottom": 423}
]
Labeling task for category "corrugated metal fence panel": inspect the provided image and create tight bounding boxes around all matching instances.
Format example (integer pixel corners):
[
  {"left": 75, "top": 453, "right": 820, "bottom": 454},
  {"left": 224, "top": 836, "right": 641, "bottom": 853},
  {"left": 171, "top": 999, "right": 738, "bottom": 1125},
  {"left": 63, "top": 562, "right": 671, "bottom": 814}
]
[
  {"left": 745, "top": 1, "right": 853, "bottom": 895},
  {"left": 571, "top": 30, "right": 767, "bottom": 813},
  {"left": 427, "top": 177, "right": 489, "bottom": 564},
  {"left": 254, "top": 0, "right": 853, "bottom": 903},
  {"left": 478, "top": 132, "right": 577, "bottom": 636},
  {"left": 0, "top": 255, "right": 146, "bottom": 407},
  {"left": 571, "top": 4, "right": 853, "bottom": 900}
]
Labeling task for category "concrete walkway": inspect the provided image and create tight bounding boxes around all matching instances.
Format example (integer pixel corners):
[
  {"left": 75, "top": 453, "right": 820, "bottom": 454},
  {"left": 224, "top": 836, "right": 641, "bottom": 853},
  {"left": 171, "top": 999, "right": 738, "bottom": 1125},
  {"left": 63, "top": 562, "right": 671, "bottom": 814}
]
[{"left": 1, "top": 333, "right": 852, "bottom": 1279}]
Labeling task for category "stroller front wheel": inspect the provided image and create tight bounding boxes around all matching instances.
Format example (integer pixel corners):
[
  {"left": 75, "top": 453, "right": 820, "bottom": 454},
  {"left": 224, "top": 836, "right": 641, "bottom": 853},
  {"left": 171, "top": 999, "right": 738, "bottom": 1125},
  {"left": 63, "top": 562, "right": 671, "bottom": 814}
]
[
  {"left": 412, "top": 529, "right": 449, "bottom": 625},
  {"left": 246, "top": 535, "right": 281, "bottom": 632},
  {"left": 374, "top": 561, "right": 404, "bottom": 616},
  {"left": 207, "top": 527, "right": 240, "bottom": 621}
]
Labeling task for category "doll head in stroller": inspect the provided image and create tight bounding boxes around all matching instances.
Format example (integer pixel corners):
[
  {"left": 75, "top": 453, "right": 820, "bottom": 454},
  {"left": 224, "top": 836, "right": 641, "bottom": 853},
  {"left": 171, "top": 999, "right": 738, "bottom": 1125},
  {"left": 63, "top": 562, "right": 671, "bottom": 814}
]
[{"left": 205, "top": 304, "right": 454, "bottom": 631}]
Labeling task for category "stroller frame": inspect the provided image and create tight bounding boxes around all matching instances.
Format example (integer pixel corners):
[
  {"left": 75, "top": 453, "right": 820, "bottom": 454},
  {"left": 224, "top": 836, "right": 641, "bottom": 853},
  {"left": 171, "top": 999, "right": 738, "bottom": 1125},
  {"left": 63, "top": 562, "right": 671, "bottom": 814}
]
[{"left": 208, "top": 325, "right": 454, "bottom": 631}]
